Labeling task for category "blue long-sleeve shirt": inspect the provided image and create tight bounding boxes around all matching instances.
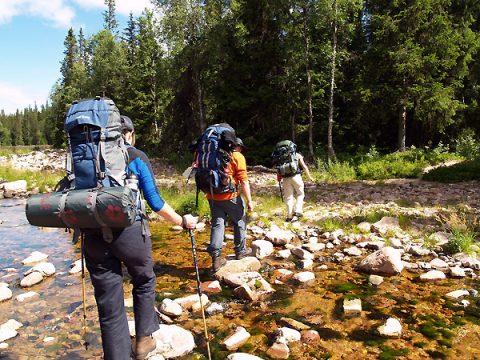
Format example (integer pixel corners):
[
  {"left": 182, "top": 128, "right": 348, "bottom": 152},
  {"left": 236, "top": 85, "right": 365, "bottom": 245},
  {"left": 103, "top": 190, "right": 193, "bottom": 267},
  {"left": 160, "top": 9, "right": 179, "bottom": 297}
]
[{"left": 126, "top": 147, "right": 165, "bottom": 212}]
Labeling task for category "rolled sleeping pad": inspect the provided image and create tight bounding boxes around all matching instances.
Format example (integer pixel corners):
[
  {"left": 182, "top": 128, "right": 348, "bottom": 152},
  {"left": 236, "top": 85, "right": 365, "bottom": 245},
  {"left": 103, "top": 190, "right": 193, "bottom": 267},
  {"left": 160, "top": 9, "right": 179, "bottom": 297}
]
[{"left": 26, "top": 186, "right": 137, "bottom": 229}]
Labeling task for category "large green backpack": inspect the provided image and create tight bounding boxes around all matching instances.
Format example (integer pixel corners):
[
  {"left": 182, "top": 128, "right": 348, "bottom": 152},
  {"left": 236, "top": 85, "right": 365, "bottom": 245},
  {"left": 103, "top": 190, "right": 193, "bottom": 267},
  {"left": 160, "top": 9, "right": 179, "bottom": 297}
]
[{"left": 271, "top": 140, "right": 300, "bottom": 177}]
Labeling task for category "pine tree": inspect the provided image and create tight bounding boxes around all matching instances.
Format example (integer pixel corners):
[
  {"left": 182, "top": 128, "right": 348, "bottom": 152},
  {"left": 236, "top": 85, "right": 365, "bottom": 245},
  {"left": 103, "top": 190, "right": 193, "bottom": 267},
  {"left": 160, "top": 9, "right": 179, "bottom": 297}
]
[{"left": 103, "top": 0, "right": 118, "bottom": 32}]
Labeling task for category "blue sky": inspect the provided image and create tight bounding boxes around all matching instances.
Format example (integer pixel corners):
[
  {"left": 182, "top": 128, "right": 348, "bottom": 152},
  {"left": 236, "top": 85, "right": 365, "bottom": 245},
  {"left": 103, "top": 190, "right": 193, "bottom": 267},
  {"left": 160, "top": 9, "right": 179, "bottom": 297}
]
[{"left": 0, "top": 0, "right": 155, "bottom": 114}]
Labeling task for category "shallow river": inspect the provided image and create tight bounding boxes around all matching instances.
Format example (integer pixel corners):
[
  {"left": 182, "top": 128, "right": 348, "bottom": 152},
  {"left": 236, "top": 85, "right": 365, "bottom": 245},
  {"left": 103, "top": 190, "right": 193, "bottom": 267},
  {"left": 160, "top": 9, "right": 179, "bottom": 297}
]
[{"left": 1, "top": 199, "right": 480, "bottom": 359}]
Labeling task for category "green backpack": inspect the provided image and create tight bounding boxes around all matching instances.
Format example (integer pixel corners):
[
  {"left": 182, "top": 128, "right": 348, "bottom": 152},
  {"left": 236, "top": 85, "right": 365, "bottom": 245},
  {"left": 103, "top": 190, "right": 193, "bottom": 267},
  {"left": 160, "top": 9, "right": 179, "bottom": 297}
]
[{"left": 271, "top": 140, "right": 300, "bottom": 177}]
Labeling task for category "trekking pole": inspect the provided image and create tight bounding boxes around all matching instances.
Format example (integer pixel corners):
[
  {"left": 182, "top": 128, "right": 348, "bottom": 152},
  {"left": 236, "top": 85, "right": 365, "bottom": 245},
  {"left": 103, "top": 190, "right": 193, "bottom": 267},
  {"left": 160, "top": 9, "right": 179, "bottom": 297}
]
[
  {"left": 188, "top": 229, "right": 212, "bottom": 360},
  {"left": 80, "top": 233, "right": 89, "bottom": 350},
  {"left": 277, "top": 173, "right": 284, "bottom": 202}
]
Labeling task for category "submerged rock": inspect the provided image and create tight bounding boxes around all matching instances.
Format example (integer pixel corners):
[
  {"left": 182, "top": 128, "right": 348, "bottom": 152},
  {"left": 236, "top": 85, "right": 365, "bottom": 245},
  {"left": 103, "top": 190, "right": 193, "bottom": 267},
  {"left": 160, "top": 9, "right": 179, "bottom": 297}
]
[
  {"left": 173, "top": 294, "right": 209, "bottom": 311},
  {"left": 343, "top": 298, "right": 362, "bottom": 316},
  {"left": 20, "top": 272, "right": 43, "bottom": 287},
  {"left": 227, "top": 353, "right": 264, "bottom": 360},
  {"left": 377, "top": 317, "right": 402, "bottom": 337},
  {"left": 420, "top": 270, "right": 446, "bottom": 281},
  {"left": 267, "top": 342, "right": 289, "bottom": 359},
  {"left": 223, "top": 326, "right": 251, "bottom": 350},
  {"left": 15, "top": 291, "right": 39, "bottom": 302},
  {"left": 214, "top": 257, "right": 261, "bottom": 281},
  {"left": 0, "top": 287, "right": 12, "bottom": 302},
  {"left": 0, "top": 328, "right": 17, "bottom": 342},
  {"left": 25, "top": 262, "right": 55, "bottom": 277}
]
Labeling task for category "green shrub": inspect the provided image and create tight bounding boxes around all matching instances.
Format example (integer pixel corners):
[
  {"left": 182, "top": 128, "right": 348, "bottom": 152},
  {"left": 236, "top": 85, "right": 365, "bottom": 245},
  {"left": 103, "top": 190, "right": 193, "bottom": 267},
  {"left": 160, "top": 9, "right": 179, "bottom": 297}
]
[
  {"left": 161, "top": 187, "right": 210, "bottom": 218},
  {"left": 0, "top": 165, "right": 63, "bottom": 192},
  {"left": 443, "top": 229, "right": 476, "bottom": 255},
  {"left": 455, "top": 129, "right": 480, "bottom": 160},
  {"left": 313, "top": 160, "right": 356, "bottom": 182}
]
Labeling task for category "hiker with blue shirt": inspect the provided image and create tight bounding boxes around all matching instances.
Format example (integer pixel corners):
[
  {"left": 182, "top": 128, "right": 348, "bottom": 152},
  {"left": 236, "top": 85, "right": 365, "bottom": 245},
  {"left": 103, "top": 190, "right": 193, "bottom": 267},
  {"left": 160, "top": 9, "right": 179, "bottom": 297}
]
[{"left": 83, "top": 115, "right": 197, "bottom": 360}]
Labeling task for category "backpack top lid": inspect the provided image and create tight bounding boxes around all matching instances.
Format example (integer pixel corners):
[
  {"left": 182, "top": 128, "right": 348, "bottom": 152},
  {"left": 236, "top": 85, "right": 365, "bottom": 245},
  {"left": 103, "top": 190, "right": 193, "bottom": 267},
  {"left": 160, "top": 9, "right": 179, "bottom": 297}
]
[
  {"left": 64, "top": 97, "right": 112, "bottom": 132},
  {"left": 275, "top": 140, "right": 296, "bottom": 151}
]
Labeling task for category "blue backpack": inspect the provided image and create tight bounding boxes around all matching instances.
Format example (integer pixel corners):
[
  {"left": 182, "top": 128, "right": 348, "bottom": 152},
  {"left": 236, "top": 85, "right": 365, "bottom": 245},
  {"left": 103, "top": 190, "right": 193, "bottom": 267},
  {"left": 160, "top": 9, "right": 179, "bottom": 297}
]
[
  {"left": 192, "top": 123, "right": 238, "bottom": 196},
  {"left": 61, "top": 97, "right": 129, "bottom": 190}
]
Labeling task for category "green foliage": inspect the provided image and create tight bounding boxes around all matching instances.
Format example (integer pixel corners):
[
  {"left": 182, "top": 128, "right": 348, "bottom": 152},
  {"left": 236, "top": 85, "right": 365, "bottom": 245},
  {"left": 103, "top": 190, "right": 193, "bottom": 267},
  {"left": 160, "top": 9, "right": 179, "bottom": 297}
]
[
  {"left": 443, "top": 229, "right": 476, "bottom": 255},
  {"left": 454, "top": 129, "right": 480, "bottom": 160},
  {"left": 314, "top": 160, "right": 357, "bottom": 182},
  {"left": 378, "top": 345, "right": 408, "bottom": 360}
]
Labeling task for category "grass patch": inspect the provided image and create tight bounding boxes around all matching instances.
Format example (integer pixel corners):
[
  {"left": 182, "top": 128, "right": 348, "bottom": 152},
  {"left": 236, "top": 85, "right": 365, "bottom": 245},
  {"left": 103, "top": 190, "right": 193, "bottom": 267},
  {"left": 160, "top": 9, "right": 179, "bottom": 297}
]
[
  {"left": 378, "top": 345, "right": 408, "bottom": 360},
  {"left": 160, "top": 187, "right": 210, "bottom": 218},
  {"left": 0, "top": 165, "right": 63, "bottom": 192},
  {"left": 423, "top": 157, "right": 480, "bottom": 182},
  {"left": 317, "top": 217, "right": 344, "bottom": 232},
  {"left": 0, "top": 145, "right": 52, "bottom": 156}
]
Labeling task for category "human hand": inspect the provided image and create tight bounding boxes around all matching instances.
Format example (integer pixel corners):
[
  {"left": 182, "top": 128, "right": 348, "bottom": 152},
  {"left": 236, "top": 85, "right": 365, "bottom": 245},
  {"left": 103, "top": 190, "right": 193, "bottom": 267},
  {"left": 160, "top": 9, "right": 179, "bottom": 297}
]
[
  {"left": 247, "top": 200, "right": 254, "bottom": 212},
  {"left": 182, "top": 214, "right": 198, "bottom": 230}
]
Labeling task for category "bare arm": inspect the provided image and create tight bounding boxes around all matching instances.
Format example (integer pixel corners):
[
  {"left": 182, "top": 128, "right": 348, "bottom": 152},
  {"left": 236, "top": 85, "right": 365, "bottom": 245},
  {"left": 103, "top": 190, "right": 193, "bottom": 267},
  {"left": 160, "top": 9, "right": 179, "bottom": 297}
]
[
  {"left": 157, "top": 203, "right": 196, "bottom": 228},
  {"left": 239, "top": 180, "right": 254, "bottom": 212},
  {"left": 299, "top": 156, "right": 314, "bottom": 181}
]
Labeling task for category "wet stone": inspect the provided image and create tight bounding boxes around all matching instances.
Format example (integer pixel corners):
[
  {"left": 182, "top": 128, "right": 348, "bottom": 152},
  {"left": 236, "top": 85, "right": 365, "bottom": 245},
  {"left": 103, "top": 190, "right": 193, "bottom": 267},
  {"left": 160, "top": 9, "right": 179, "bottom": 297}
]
[
  {"left": 377, "top": 317, "right": 402, "bottom": 337},
  {"left": 343, "top": 298, "right": 362, "bottom": 316},
  {"left": 420, "top": 270, "right": 446, "bottom": 281},
  {"left": 267, "top": 342, "right": 290, "bottom": 359},
  {"left": 223, "top": 326, "right": 251, "bottom": 350}
]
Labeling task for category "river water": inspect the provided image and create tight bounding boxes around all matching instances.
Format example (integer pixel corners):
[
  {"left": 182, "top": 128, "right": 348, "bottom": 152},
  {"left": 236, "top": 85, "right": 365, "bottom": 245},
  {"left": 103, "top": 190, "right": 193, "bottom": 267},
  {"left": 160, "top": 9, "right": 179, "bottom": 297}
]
[{"left": 1, "top": 199, "right": 480, "bottom": 359}]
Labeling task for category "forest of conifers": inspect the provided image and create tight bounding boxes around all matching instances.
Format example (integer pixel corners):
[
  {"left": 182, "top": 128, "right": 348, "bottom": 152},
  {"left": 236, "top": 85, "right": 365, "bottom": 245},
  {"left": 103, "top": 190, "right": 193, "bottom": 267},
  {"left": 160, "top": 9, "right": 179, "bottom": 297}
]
[{"left": 0, "top": 0, "right": 479, "bottom": 163}]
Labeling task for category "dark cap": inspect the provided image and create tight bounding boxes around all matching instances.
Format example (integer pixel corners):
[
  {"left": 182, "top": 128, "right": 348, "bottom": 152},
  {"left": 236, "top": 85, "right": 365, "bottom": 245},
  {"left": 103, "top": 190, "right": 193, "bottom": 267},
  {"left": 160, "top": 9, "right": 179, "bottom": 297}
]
[
  {"left": 120, "top": 115, "right": 134, "bottom": 132},
  {"left": 236, "top": 137, "right": 246, "bottom": 149}
]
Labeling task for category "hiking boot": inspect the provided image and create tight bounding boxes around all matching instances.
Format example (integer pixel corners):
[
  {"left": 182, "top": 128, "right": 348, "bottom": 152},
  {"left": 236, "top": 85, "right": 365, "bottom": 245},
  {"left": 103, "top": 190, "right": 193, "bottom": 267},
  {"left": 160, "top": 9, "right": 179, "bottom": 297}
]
[
  {"left": 235, "top": 248, "right": 252, "bottom": 260},
  {"left": 211, "top": 256, "right": 226, "bottom": 273},
  {"left": 294, "top": 212, "right": 303, "bottom": 218},
  {"left": 135, "top": 335, "right": 156, "bottom": 360},
  {"left": 285, "top": 217, "right": 293, "bottom": 222}
]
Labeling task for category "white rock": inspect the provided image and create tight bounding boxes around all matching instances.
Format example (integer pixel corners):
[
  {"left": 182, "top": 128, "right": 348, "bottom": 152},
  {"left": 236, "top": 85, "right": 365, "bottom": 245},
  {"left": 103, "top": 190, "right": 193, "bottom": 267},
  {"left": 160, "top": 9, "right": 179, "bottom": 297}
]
[
  {"left": 15, "top": 291, "right": 39, "bottom": 302},
  {"left": 460, "top": 300, "right": 470, "bottom": 307},
  {"left": 0, "top": 343, "right": 8, "bottom": 349},
  {"left": 223, "top": 272, "right": 263, "bottom": 288},
  {"left": 20, "top": 272, "right": 43, "bottom": 287},
  {"left": 0, "top": 319, "right": 22, "bottom": 331},
  {"left": 377, "top": 318, "right": 402, "bottom": 337},
  {"left": 128, "top": 320, "right": 136, "bottom": 337},
  {"left": 298, "top": 259, "right": 313, "bottom": 269},
  {"left": 420, "top": 270, "right": 446, "bottom": 281},
  {"left": 277, "top": 327, "right": 301, "bottom": 343},
  {"left": 293, "top": 272, "right": 315, "bottom": 283},
  {"left": 344, "top": 246, "right": 362, "bottom": 256},
  {"left": 308, "top": 236, "right": 318, "bottom": 244},
  {"left": 3, "top": 180, "right": 27, "bottom": 193},
  {"left": 206, "top": 302, "right": 224, "bottom": 315},
  {"left": 227, "top": 353, "right": 264, "bottom": 360},
  {"left": 302, "top": 243, "right": 326, "bottom": 252},
  {"left": 409, "top": 245, "right": 430, "bottom": 256},
  {"left": 430, "top": 231, "right": 450, "bottom": 246},
  {"left": 21, "top": 251, "right": 48, "bottom": 265},
  {"left": 225, "top": 234, "right": 235, "bottom": 240},
  {"left": 265, "top": 225, "right": 294, "bottom": 245},
  {"left": 170, "top": 225, "right": 183, "bottom": 232},
  {"left": 372, "top": 217, "right": 401, "bottom": 234},
  {"left": 450, "top": 266, "right": 466, "bottom": 278},
  {"left": 0, "top": 328, "right": 17, "bottom": 342},
  {"left": 276, "top": 249, "right": 291, "bottom": 259},
  {"left": 223, "top": 327, "right": 251, "bottom": 350},
  {"left": 368, "top": 275, "right": 384, "bottom": 286},
  {"left": 357, "top": 222, "right": 372, "bottom": 233},
  {"left": 343, "top": 298, "right": 362, "bottom": 316},
  {"left": 159, "top": 298, "right": 183, "bottom": 317},
  {"left": 430, "top": 258, "right": 448, "bottom": 270},
  {"left": 251, "top": 240, "right": 274, "bottom": 259},
  {"left": 0, "top": 287, "right": 12, "bottom": 302},
  {"left": 291, "top": 247, "right": 314, "bottom": 260},
  {"left": 445, "top": 289, "right": 470, "bottom": 299},
  {"left": 25, "top": 262, "right": 56, "bottom": 277},
  {"left": 68, "top": 259, "right": 86, "bottom": 274},
  {"left": 214, "top": 257, "right": 262, "bottom": 281},
  {"left": 152, "top": 325, "right": 196, "bottom": 358},
  {"left": 43, "top": 337, "right": 55, "bottom": 343},
  {"left": 173, "top": 294, "right": 209, "bottom": 310},
  {"left": 357, "top": 247, "right": 404, "bottom": 275}
]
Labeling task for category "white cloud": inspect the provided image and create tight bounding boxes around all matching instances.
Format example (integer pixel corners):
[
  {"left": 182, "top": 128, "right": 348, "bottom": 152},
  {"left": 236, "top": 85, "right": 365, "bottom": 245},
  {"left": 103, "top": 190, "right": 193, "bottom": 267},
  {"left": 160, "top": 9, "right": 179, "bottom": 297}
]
[
  {"left": 0, "top": 82, "right": 50, "bottom": 114},
  {"left": 73, "top": 0, "right": 155, "bottom": 16},
  {"left": 0, "top": 0, "right": 75, "bottom": 28}
]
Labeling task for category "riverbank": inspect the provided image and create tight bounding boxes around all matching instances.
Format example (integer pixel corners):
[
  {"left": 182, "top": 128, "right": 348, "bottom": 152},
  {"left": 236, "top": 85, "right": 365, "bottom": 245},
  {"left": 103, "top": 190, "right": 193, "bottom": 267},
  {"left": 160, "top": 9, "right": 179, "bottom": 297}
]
[{"left": 0, "top": 149, "right": 479, "bottom": 359}]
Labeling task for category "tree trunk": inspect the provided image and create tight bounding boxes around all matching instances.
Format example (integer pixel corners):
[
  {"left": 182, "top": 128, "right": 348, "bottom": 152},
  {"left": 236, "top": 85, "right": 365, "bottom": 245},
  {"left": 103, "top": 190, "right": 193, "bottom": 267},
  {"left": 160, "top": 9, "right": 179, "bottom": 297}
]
[
  {"left": 290, "top": 113, "right": 296, "bottom": 142},
  {"left": 398, "top": 98, "right": 407, "bottom": 152},
  {"left": 303, "top": 6, "right": 314, "bottom": 158},
  {"left": 327, "top": 0, "right": 338, "bottom": 162},
  {"left": 196, "top": 73, "right": 205, "bottom": 131}
]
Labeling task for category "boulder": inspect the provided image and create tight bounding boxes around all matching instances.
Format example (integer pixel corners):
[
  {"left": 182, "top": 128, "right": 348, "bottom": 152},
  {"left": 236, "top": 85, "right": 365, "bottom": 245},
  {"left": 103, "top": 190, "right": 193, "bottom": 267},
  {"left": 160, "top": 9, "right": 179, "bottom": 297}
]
[
  {"left": 251, "top": 240, "right": 274, "bottom": 259},
  {"left": 445, "top": 289, "right": 470, "bottom": 299},
  {"left": 265, "top": 225, "right": 295, "bottom": 245},
  {"left": 293, "top": 272, "right": 315, "bottom": 284},
  {"left": 267, "top": 342, "right": 289, "bottom": 359},
  {"left": 159, "top": 299, "right": 183, "bottom": 317},
  {"left": 25, "top": 262, "right": 55, "bottom": 277},
  {"left": 223, "top": 272, "right": 263, "bottom": 288},
  {"left": 3, "top": 180, "right": 27, "bottom": 193},
  {"left": 357, "top": 247, "right": 404, "bottom": 275},
  {"left": 152, "top": 324, "right": 195, "bottom": 358},
  {"left": 419, "top": 270, "right": 446, "bottom": 281},
  {"left": 214, "top": 257, "right": 261, "bottom": 281},
  {"left": 0, "top": 287, "right": 12, "bottom": 302},
  {"left": 21, "top": 251, "right": 48, "bottom": 265},
  {"left": 343, "top": 298, "right": 362, "bottom": 316},
  {"left": 20, "top": 272, "right": 43, "bottom": 287},
  {"left": 291, "top": 248, "right": 314, "bottom": 260},
  {"left": 372, "top": 217, "right": 401, "bottom": 235}
]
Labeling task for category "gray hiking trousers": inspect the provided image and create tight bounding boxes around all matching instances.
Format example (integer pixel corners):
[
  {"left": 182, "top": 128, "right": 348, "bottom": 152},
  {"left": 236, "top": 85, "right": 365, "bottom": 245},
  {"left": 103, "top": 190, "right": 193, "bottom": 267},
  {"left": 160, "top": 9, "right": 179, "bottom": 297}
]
[{"left": 207, "top": 196, "right": 246, "bottom": 258}]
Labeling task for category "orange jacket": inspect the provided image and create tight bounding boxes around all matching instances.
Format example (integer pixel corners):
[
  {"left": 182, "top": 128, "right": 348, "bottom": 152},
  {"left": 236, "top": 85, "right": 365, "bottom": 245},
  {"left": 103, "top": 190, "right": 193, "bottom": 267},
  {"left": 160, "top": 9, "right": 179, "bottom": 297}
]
[{"left": 206, "top": 151, "right": 248, "bottom": 201}]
